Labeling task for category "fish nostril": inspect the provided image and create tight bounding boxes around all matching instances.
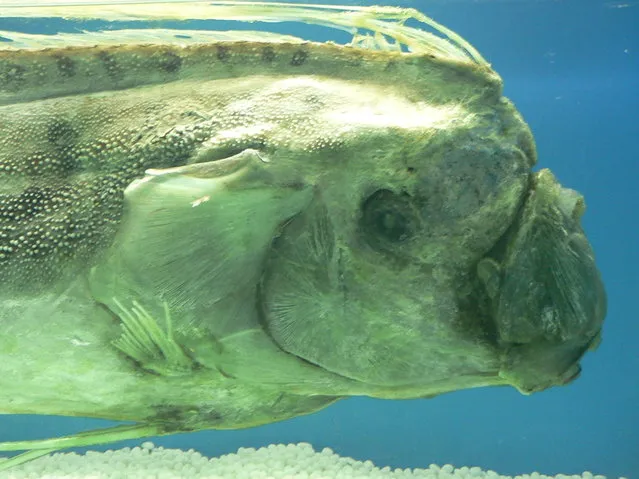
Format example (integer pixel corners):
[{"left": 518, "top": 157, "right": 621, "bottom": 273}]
[{"left": 557, "top": 187, "right": 586, "bottom": 221}]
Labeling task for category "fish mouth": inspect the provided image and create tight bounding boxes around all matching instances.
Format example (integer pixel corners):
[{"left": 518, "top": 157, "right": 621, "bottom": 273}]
[
  {"left": 560, "top": 364, "right": 582, "bottom": 385},
  {"left": 484, "top": 170, "right": 606, "bottom": 394}
]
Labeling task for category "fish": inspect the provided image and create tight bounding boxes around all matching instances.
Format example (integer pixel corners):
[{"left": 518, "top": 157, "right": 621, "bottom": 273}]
[{"left": 0, "top": 1, "right": 606, "bottom": 470}]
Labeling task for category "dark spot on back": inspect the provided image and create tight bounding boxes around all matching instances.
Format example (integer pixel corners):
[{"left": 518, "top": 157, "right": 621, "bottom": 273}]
[
  {"left": 0, "top": 62, "right": 27, "bottom": 91},
  {"left": 53, "top": 55, "right": 76, "bottom": 77},
  {"left": 47, "top": 119, "right": 78, "bottom": 149},
  {"left": 262, "top": 46, "right": 275, "bottom": 63},
  {"left": 45, "top": 119, "right": 80, "bottom": 176},
  {"left": 216, "top": 45, "right": 230, "bottom": 62},
  {"left": 96, "top": 51, "right": 123, "bottom": 80},
  {"left": 0, "top": 186, "right": 61, "bottom": 229},
  {"left": 157, "top": 50, "right": 182, "bottom": 73},
  {"left": 291, "top": 50, "right": 308, "bottom": 66},
  {"left": 346, "top": 54, "right": 363, "bottom": 67}
]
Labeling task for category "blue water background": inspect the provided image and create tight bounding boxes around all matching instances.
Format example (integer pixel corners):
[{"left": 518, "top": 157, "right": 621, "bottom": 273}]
[{"left": 0, "top": 0, "right": 637, "bottom": 477}]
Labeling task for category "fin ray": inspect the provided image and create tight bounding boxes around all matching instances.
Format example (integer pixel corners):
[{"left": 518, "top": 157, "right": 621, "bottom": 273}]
[
  {"left": 0, "top": 28, "right": 304, "bottom": 50},
  {"left": 0, "top": 1, "right": 487, "bottom": 64}
]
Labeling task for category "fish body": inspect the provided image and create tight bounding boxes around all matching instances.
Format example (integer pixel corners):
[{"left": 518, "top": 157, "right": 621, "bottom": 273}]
[{"left": 0, "top": 2, "right": 606, "bottom": 468}]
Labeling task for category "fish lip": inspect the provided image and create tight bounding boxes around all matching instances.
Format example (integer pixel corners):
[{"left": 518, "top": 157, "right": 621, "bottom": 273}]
[{"left": 560, "top": 364, "right": 582, "bottom": 385}]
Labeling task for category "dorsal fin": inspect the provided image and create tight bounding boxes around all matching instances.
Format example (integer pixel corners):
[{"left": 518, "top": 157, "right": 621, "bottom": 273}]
[
  {"left": 0, "top": 1, "right": 489, "bottom": 65},
  {"left": 0, "top": 29, "right": 304, "bottom": 50},
  {"left": 0, "top": 40, "right": 501, "bottom": 107},
  {"left": 0, "top": 1, "right": 500, "bottom": 105}
]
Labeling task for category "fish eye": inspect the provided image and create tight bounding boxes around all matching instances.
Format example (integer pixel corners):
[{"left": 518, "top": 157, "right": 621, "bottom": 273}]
[{"left": 360, "top": 189, "right": 414, "bottom": 245}]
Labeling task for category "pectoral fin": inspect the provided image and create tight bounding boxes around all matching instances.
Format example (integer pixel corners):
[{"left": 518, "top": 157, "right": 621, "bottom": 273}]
[{"left": 89, "top": 149, "right": 311, "bottom": 370}]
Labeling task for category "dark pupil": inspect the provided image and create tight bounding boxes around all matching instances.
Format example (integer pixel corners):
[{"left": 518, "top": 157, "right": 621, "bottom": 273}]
[{"left": 375, "top": 210, "right": 408, "bottom": 242}]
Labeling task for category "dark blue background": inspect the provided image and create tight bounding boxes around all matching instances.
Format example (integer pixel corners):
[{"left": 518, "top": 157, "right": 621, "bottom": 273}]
[{"left": 0, "top": 0, "right": 637, "bottom": 477}]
